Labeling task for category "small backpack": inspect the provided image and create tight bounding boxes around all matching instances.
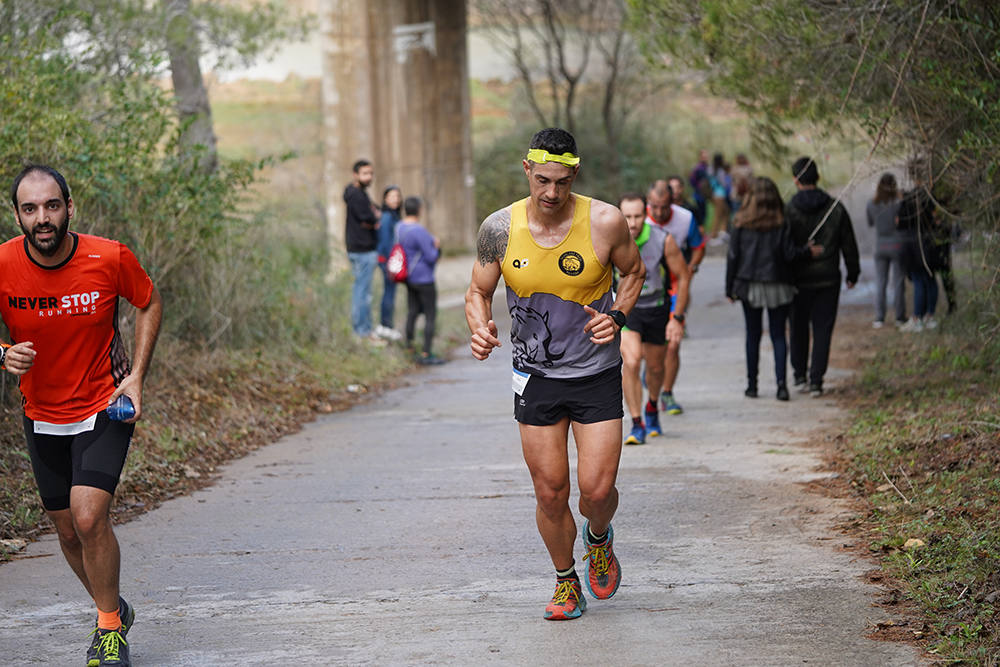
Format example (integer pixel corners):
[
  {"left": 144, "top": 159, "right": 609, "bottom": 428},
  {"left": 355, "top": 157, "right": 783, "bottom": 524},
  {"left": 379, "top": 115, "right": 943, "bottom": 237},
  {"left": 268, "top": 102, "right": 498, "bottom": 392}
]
[
  {"left": 386, "top": 223, "right": 410, "bottom": 282},
  {"left": 386, "top": 242, "right": 408, "bottom": 282}
]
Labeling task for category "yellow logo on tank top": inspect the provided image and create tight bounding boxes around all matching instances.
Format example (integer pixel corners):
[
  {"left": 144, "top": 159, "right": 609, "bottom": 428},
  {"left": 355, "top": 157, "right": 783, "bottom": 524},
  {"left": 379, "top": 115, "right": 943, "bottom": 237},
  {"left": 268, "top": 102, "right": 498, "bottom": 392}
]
[{"left": 558, "top": 251, "right": 584, "bottom": 276}]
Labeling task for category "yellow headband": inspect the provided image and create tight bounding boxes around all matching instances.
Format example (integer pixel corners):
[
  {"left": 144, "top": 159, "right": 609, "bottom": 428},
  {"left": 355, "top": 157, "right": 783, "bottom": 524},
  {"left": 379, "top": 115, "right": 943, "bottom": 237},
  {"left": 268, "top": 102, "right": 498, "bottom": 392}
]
[{"left": 526, "top": 149, "right": 580, "bottom": 167}]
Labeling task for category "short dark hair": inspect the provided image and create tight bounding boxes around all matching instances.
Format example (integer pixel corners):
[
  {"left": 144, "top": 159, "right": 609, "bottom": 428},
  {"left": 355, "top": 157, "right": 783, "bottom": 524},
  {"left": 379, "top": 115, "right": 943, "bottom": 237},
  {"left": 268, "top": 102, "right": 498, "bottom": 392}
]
[
  {"left": 791, "top": 157, "right": 819, "bottom": 185},
  {"left": 529, "top": 127, "right": 577, "bottom": 157},
  {"left": 647, "top": 182, "right": 672, "bottom": 203},
  {"left": 352, "top": 159, "right": 372, "bottom": 173},
  {"left": 403, "top": 196, "right": 422, "bottom": 217},
  {"left": 619, "top": 192, "right": 646, "bottom": 209},
  {"left": 11, "top": 164, "right": 71, "bottom": 208}
]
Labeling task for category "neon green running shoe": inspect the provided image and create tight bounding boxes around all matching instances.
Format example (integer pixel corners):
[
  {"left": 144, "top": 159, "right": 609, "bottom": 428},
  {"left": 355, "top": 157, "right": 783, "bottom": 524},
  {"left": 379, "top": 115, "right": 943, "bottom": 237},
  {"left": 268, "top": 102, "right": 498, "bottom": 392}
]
[
  {"left": 91, "top": 628, "right": 129, "bottom": 666},
  {"left": 87, "top": 598, "right": 134, "bottom": 667}
]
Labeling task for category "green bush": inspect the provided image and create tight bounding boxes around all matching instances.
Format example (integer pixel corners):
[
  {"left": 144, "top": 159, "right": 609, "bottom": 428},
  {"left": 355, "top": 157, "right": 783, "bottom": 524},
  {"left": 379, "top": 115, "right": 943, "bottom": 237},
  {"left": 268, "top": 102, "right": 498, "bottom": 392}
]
[{"left": 0, "top": 36, "right": 347, "bottom": 350}]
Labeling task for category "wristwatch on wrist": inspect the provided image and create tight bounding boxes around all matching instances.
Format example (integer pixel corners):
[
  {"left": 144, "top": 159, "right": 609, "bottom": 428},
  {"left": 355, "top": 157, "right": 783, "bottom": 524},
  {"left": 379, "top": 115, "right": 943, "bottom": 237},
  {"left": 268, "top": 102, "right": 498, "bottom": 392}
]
[
  {"left": 0, "top": 345, "right": 8, "bottom": 368},
  {"left": 672, "top": 312, "right": 686, "bottom": 324},
  {"left": 607, "top": 309, "right": 627, "bottom": 328}
]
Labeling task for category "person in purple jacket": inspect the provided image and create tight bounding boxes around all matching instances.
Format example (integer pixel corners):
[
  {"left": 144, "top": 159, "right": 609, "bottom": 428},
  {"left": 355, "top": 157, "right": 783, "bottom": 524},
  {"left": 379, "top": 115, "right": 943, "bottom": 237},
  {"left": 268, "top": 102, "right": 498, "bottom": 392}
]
[{"left": 397, "top": 197, "right": 445, "bottom": 364}]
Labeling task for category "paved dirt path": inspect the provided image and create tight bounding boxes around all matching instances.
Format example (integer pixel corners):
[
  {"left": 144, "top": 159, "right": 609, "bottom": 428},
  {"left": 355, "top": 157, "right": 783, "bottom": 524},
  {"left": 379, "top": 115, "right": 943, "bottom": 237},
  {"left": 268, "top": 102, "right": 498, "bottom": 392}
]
[{"left": 0, "top": 256, "right": 921, "bottom": 665}]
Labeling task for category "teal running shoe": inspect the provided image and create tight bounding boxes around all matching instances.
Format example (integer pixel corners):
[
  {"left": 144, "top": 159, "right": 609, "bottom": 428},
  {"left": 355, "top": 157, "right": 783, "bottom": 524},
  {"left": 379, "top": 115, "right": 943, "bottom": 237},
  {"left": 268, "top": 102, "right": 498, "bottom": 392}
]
[{"left": 660, "top": 392, "right": 683, "bottom": 415}]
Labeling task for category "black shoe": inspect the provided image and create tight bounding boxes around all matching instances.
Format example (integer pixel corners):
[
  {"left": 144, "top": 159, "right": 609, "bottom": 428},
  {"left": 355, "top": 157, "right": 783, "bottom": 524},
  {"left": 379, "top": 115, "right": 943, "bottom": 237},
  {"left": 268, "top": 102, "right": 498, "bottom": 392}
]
[
  {"left": 418, "top": 354, "right": 447, "bottom": 365},
  {"left": 809, "top": 384, "right": 823, "bottom": 398},
  {"left": 744, "top": 387, "right": 758, "bottom": 398},
  {"left": 87, "top": 598, "right": 134, "bottom": 667},
  {"left": 91, "top": 627, "right": 130, "bottom": 666},
  {"left": 776, "top": 384, "right": 789, "bottom": 401}
]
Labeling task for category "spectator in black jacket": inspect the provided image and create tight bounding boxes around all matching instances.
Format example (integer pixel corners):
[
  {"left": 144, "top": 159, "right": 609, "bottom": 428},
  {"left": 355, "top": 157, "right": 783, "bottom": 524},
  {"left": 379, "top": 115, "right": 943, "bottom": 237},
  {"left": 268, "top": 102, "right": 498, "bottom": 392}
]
[
  {"left": 727, "top": 177, "right": 821, "bottom": 400},
  {"left": 344, "top": 159, "right": 379, "bottom": 338},
  {"left": 786, "top": 157, "right": 860, "bottom": 397}
]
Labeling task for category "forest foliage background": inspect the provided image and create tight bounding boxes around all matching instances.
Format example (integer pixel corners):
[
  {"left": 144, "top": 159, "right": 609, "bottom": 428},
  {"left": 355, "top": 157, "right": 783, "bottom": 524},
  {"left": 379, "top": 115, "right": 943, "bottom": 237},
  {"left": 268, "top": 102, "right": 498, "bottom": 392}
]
[{"left": 2, "top": 1, "right": 999, "bottom": 660}]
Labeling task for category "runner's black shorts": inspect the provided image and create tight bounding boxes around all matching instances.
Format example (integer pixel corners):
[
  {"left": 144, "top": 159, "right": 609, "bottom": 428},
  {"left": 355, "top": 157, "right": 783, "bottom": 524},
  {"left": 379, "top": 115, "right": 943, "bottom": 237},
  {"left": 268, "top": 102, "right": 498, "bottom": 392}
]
[
  {"left": 624, "top": 306, "right": 669, "bottom": 345},
  {"left": 514, "top": 362, "right": 624, "bottom": 426},
  {"left": 24, "top": 412, "right": 135, "bottom": 511}
]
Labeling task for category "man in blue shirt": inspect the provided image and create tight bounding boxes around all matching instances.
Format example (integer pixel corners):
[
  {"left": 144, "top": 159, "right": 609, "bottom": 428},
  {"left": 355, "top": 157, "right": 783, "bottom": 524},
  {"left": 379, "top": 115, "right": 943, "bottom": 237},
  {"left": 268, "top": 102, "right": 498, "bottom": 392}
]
[{"left": 397, "top": 197, "right": 444, "bottom": 364}]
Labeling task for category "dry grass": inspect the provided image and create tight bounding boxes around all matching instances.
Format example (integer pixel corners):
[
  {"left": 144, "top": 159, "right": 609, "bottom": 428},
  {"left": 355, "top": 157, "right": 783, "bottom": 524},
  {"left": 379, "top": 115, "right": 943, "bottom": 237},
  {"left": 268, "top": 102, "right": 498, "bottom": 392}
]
[{"left": 821, "top": 301, "right": 1000, "bottom": 663}]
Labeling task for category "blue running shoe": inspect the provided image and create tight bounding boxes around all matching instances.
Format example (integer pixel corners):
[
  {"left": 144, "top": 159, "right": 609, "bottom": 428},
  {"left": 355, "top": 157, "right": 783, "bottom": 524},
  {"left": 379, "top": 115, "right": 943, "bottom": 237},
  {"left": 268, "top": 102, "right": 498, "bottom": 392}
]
[
  {"left": 582, "top": 521, "right": 621, "bottom": 600},
  {"left": 660, "top": 392, "right": 683, "bottom": 415},
  {"left": 624, "top": 422, "right": 645, "bottom": 445},
  {"left": 644, "top": 409, "right": 661, "bottom": 437}
]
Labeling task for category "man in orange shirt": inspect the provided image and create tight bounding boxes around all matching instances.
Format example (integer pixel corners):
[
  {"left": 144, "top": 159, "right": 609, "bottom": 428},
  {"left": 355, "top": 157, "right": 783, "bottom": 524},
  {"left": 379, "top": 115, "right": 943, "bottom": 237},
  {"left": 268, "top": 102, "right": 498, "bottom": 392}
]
[{"left": 4, "top": 165, "right": 162, "bottom": 667}]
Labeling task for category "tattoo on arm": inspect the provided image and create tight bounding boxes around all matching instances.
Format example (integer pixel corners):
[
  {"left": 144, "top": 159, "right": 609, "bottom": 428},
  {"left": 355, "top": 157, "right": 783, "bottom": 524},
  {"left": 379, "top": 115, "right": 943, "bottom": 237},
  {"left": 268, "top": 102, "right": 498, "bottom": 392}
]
[{"left": 476, "top": 208, "right": 510, "bottom": 266}]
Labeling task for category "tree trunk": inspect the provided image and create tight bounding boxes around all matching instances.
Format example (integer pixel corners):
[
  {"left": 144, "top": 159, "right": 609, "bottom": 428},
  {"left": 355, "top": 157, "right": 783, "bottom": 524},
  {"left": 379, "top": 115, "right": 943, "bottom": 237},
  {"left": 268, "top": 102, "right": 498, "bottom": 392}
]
[
  {"left": 163, "top": 0, "right": 218, "bottom": 173},
  {"left": 601, "top": 26, "right": 623, "bottom": 193}
]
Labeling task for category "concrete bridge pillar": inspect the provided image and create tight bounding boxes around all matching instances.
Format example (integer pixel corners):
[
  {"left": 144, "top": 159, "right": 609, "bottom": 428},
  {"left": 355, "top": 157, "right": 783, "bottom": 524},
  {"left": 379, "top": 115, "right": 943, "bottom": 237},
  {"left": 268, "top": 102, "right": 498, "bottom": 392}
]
[{"left": 320, "top": 0, "right": 475, "bottom": 277}]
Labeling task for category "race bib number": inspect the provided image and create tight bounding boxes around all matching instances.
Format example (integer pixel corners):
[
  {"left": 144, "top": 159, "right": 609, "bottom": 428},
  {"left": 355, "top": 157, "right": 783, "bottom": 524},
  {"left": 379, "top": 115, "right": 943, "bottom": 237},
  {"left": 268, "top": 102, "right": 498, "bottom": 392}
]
[{"left": 512, "top": 368, "right": 531, "bottom": 396}]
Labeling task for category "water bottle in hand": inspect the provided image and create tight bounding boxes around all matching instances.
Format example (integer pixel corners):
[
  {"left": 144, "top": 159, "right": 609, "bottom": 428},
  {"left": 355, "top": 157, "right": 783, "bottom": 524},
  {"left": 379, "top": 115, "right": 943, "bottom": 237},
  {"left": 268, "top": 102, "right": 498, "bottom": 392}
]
[{"left": 107, "top": 395, "right": 135, "bottom": 421}]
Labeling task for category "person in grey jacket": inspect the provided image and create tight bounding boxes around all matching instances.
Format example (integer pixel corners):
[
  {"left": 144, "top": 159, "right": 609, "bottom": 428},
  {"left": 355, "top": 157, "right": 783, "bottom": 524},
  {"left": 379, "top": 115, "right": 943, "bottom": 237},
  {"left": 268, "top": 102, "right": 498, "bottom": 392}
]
[
  {"left": 786, "top": 157, "right": 860, "bottom": 397},
  {"left": 866, "top": 173, "right": 905, "bottom": 328},
  {"left": 727, "top": 177, "right": 820, "bottom": 400}
]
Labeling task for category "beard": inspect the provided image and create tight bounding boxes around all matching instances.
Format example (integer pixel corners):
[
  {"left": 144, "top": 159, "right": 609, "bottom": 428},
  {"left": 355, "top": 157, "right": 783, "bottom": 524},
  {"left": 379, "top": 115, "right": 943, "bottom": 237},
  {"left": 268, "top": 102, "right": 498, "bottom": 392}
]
[{"left": 20, "top": 217, "right": 69, "bottom": 257}]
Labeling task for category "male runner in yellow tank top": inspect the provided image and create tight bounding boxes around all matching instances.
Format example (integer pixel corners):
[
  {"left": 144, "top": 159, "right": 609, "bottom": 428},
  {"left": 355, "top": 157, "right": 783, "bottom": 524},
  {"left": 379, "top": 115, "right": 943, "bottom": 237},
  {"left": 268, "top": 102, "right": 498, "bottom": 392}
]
[{"left": 465, "top": 128, "right": 645, "bottom": 620}]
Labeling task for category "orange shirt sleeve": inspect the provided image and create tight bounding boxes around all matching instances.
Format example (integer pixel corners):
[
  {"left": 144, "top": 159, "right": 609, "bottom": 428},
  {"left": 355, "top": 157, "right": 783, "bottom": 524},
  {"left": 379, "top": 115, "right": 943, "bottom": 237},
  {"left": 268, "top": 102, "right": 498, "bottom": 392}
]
[{"left": 116, "top": 243, "right": 154, "bottom": 308}]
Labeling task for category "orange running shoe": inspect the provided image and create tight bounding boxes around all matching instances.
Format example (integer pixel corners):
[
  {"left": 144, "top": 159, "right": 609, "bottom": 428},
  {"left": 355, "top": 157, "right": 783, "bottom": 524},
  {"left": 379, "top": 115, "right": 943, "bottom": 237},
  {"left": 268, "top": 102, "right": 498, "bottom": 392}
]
[
  {"left": 543, "top": 577, "right": 587, "bottom": 620},
  {"left": 582, "top": 521, "right": 621, "bottom": 599}
]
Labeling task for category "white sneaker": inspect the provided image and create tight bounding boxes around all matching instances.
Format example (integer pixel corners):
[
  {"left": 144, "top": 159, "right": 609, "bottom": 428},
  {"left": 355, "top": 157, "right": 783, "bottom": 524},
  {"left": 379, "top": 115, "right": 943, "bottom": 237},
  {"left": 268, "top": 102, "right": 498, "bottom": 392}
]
[
  {"left": 898, "top": 318, "right": 924, "bottom": 333},
  {"left": 374, "top": 325, "right": 403, "bottom": 341},
  {"left": 872, "top": 321, "right": 884, "bottom": 329},
  {"left": 924, "top": 317, "right": 939, "bottom": 330}
]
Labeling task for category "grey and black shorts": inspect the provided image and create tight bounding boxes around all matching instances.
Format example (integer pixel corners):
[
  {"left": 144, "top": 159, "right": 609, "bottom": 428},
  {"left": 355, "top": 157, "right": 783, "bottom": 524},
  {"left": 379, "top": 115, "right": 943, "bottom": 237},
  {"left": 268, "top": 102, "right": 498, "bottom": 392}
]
[{"left": 623, "top": 306, "right": 669, "bottom": 345}]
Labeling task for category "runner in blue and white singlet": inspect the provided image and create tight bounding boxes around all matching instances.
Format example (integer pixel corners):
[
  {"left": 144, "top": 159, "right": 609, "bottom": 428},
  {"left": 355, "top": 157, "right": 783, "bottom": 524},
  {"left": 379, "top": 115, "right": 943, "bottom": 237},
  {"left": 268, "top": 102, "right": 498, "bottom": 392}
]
[{"left": 618, "top": 193, "right": 690, "bottom": 445}]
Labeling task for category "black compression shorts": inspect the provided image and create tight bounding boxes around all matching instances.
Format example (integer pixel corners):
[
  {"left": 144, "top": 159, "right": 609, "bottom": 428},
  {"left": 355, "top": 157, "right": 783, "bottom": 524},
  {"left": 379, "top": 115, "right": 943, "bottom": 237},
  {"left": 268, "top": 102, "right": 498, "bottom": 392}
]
[
  {"left": 514, "top": 362, "right": 624, "bottom": 426},
  {"left": 24, "top": 412, "right": 135, "bottom": 511},
  {"left": 623, "top": 306, "right": 669, "bottom": 345}
]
